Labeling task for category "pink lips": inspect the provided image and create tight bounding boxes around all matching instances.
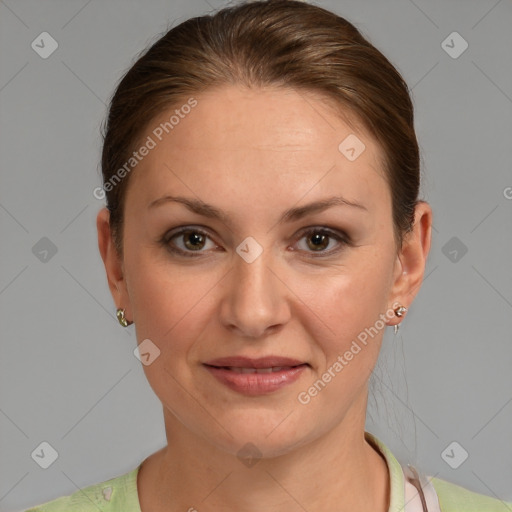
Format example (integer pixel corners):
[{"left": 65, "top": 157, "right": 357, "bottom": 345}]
[{"left": 203, "top": 356, "right": 309, "bottom": 395}]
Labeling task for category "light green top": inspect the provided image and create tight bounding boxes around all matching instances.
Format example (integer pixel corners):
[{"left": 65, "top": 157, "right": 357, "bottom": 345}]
[{"left": 23, "top": 432, "right": 511, "bottom": 512}]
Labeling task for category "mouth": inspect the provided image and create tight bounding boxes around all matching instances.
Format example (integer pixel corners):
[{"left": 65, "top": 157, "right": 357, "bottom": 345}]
[
  {"left": 204, "top": 355, "right": 308, "bottom": 369},
  {"left": 202, "top": 356, "right": 310, "bottom": 395},
  {"left": 206, "top": 365, "right": 306, "bottom": 374}
]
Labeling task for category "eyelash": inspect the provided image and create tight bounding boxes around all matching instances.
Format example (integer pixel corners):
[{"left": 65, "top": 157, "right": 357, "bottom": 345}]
[{"left": 160, "top": 226, "right": 352, "bottom": 259}]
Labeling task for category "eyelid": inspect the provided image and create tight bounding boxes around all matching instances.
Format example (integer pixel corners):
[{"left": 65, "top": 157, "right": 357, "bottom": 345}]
[
  {"left": 162, "top": 225, "right": 351, "bottom": 258},
  {"left": 295, "top": 225, "right": 350, "bottom": 242},
  {"left": 293, "top": 226, "right": 351, "bottom": 257},
  {"left": 163, "top": 226, "right": 219, "bottom": 255}
]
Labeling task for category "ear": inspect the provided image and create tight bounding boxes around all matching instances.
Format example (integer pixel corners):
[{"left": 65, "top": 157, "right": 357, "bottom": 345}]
[
  {"left": 96, "top": 207, "right": 132, "bottom": 322},
  {"left": 387, "top": 201, "right": 432, "bottom": 327}
]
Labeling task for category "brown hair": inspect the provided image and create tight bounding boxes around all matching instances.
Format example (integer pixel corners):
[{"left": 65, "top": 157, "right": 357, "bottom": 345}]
[{"left": 100, "top": 0, "right": 420, "bottom": 258}]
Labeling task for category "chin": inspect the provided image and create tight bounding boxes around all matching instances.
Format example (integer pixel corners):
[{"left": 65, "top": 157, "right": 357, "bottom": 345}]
[{"left": 204, "top": 413, "right": 314, "bottom": 459}]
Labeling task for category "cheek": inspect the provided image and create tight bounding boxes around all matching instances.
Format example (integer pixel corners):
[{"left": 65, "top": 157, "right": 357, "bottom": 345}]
[
  {"left": 296, "top": 249, "right": 394, "bottom": 380},
  {"left": 308, "top": 250, "right": 393, "bottom": 331},
  {"left": 124, "top": 246, "right": 227, "bottom": 375},
  {"left": 295, "top": 275, "right": 390, "bottom": 414},
  {"left": 123, "top": 245, "right": 197, "bottom": 347}
]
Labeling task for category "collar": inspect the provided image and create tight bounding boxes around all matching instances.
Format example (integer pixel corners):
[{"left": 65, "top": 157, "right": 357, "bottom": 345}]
[{"left": 365, "top": 430, "right": 407, "bottom": 512}]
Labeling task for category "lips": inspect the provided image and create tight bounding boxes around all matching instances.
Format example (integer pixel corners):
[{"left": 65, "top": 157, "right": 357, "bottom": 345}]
[
  {"left": 204, "top": 355, "right": 307, "bottom": 369},
  {"left": 221, "top": 366, "right": 295, "bottom": 374},
  {"left": 203, "top": 356, "right": 309, "bottom": 395}
]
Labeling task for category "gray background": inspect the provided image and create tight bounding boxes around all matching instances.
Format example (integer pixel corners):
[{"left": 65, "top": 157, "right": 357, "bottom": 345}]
[{"left": 1, "top": 0, "right": 511, "bottom": 510}]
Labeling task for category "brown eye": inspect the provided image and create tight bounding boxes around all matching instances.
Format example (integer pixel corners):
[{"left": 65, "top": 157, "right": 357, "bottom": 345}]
[
  {"left": 164, "top": 228, "right": 217, "bottom": 257},
  {"left": 182, "top": 231, "right": 207, "bottom": 251},
  {"left": 306, "top": 232, "right": 330, "bottom": 251},
  {"left": 161, "top": 226, "right": 350, "bottom": 259},
  {"left": 296, "top": 228, "right": 349, "bottom": 256}
]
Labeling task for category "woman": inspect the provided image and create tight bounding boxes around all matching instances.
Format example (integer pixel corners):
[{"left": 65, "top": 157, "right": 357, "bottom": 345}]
[{"left": 23, "top": 1, "right": 510, "bottom": 511}]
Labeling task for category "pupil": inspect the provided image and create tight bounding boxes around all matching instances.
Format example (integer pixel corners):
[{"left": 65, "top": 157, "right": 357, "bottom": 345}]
[
  {"left": 185, "top": 232, "right": 204, "bottom": 250},
  {"left": 309, "top": 233, "right": 328, "bottom": 250}
]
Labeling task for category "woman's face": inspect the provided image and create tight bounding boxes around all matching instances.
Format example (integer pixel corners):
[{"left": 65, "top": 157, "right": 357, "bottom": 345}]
[{"left": 99, "top": 85, "right": 424, "bottom": 457}]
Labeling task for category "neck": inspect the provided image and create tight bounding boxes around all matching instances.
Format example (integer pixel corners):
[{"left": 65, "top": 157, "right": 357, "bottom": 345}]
[{"left": 137, "top": 393, "right": 390, "bottom": 512}]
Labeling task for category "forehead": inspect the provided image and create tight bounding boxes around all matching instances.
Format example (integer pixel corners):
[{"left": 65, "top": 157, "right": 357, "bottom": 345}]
[
  {"left": 125, "top": 84, "right": 388, "bottom": 217},
  {"left": 145, "top": 85, "right": 379, "bottom": 151}
]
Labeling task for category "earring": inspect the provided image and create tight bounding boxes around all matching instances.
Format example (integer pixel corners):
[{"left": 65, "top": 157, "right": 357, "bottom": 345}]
[
  {"left": 393, "top": 305, "right": 407, "bottom": 334},
  {"left": 116, "top": 308, "right": 132, "bottom": 327},
  {"left": 394, "top": 305, "right": 407, "bottom": 317}
]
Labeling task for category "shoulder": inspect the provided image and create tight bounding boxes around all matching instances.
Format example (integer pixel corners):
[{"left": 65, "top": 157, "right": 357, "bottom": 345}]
[
  {"left": 431, "top": 476, "right": 512, "bottom": 512},
  {"left": 22, "top": 465, "right": 141, "bottom": 512}
]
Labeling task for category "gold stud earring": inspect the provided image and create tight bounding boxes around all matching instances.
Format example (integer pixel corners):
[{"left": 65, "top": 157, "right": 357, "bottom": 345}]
[{"left": 116, "top": 308, "right": 132, "bottom": 327}]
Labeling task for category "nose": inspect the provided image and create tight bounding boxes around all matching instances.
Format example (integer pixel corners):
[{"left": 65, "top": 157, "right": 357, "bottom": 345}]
[{"left": 219, "top": 247, "right": 291, "bottom": 339}]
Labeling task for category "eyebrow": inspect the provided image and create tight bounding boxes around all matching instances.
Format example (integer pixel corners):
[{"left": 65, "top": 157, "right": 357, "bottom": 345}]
[{"left": 148, "top": 194, "right": 368, "bottom": 226}]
